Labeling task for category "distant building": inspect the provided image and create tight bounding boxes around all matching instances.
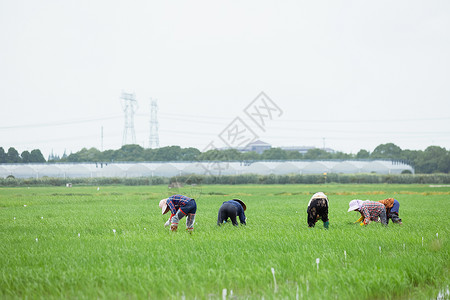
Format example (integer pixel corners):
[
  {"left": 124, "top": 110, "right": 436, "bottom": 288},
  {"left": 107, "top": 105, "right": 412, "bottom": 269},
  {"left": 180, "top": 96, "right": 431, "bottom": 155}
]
[{"left": 245, "top": 140, "right": 271, "bottom": 154}]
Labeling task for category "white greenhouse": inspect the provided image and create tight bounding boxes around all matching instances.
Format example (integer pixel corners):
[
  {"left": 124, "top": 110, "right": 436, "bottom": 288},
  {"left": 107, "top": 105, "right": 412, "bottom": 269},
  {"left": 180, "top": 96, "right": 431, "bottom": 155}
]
[{"left": 0, "top": 160, "right": 414, "bottom": 179}]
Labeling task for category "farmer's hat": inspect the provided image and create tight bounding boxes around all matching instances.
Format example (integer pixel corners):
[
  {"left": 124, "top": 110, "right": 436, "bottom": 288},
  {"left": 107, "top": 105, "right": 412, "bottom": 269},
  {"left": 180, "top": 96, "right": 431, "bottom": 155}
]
[
  {"left": 233, "top": 199, "right": 246, "bottom": 211},
  {"left": 159, "top": 198, "right": 170, "bottom": 215},
  {"left": 308, "top": 192, "right": 329, "bottom": 207},
  {"left": 348, "top": 199, "right": 362, "bottom": 212},
  {"left": 312, "top": 192, "right": 327, "bottom": 200}
]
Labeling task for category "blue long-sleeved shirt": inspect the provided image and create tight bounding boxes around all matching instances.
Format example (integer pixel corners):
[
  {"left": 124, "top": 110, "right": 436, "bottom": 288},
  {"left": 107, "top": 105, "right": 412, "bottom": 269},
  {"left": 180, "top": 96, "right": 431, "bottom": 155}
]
[
  {"left": 223, "top": 200, "right": 246, "bottom": 224},
  {"left": 167, "top": 194, "right": 193, "bottom": 215}
]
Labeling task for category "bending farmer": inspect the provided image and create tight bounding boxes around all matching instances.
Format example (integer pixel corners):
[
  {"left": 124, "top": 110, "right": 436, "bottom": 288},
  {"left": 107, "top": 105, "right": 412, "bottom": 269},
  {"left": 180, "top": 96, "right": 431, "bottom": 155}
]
[
  {"left": 159, "top": 194, "right": 197, "bottom": 232},
  {"left": 307, "top": 192, "right": 330, "bottom": 229},
  {"left": 348, "top": 199, "right": 387, "bottom": 226},
  {"left": 388, "top": 199, "right": 402, "bottom": 224},
  {"left": 217, "top": 199, "right": 247, "bottom": 226}
]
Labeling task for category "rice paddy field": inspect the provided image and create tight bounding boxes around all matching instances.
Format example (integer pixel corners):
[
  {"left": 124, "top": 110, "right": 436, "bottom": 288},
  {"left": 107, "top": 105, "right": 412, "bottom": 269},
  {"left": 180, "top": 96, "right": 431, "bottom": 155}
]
[{"left": 0, "top": 184, "right": 449, "bottom": 299}]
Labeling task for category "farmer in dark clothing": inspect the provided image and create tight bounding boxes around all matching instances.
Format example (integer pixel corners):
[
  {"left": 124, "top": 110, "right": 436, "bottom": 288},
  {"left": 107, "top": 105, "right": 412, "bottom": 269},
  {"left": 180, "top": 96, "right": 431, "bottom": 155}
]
[
  {"left": 307, "top": 192, "right": 329, "bottom": 229},
  {"left": 363, "top": 198, "right": 402, "bottom": 225},
  {"left": 217, "top": 199, "right": 246, "bottom": 226},
  {"left": 388, "top": 199, "right": 402, "bottom": 224}
]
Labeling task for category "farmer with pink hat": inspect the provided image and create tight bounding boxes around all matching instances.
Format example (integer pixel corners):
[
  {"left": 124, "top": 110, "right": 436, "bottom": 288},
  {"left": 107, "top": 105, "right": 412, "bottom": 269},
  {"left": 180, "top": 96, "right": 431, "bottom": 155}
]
[
  {"left": 348, "top": 199, "right": 387, "bottom": 226},
  {"left": 159, "top": 194, "right": 197, "bottom": 232}
]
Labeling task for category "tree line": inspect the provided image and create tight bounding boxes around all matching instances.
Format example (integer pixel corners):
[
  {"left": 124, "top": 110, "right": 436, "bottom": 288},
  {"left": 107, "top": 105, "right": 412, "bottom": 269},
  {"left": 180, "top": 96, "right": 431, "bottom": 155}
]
[{"left": 1, "top": 143, "right": 449, "bottom": 174}]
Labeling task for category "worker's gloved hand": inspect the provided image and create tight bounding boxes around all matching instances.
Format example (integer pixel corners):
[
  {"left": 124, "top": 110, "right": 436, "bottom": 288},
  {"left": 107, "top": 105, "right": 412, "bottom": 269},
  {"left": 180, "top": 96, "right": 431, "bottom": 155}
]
[
  {"left": 164, "top": 219, "right": 171, "bottom": 227},
  {"left": 354, "top": 216, "right": 364, "bottom": 223},
  {"left": 170, "top": 224, "right": 178, "bottom": 232},
  {"left": 360, "top": 222, "right": 364, "bottom": 226}
]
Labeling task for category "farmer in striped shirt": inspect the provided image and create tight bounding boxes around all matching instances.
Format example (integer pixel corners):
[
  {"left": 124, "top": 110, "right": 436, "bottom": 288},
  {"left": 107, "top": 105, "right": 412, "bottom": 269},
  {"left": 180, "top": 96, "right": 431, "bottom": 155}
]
[
  {"left": 354, "top": 198, "right": 395, "bottom": 224},
  {"left": 159, "top": 194, "right": 197, "bottom": 232},
  {"left": 348, "top": 199, "right": 387, "bottom": 226}
]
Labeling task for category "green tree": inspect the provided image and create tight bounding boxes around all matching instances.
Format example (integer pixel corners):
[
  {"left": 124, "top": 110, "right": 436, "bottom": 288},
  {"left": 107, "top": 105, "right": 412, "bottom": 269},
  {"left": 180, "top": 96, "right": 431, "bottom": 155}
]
[
  {"left": 401, "top": 149, "right": 420, "bottom": 169},
  {"left": 333, "top": 151, "right": 353, "bottom": 160},
  {"left": 30, "top": 149, "right": 46, "bottom": 163},
  {"left": 198, "top": 149, "right": 227, "bottom": 161},
  {"left": 116, "top": 145, "right": 145, "bottom": 161},
  {"left": 415, "top": 146, "right": 450, "bottom": 173},
  {"left": 101, "top": 149, "right": 117, "bottom": 162},
  {"left": 66, "top": 152, "right": 80, "bottom": 162},
  {"left": 82, "top": 148, "right": 103, "bottom": 162},
  {"left": 286, "top": 151, "right": 303, "bottom": 160},
  {"left": 6, "top": 147, "right": 21, "bottom": 163},
  {"left": 21, "top": 151, "right": 31, "bottom": 163},
  {"left": 241, "top": 151, "right": 260, "bottom": 161},
  {"left": 219, "top": 149, "right": 242, "bottom": 161},
  {"left": 304, "top": 148, "right": 332, "bottom": 160},
  {"left": 439, "top": 152, "right": 450, "bottom": 173},
  {"left": 0, "top": 147, "right": 6, "bottom": 163},
  {"left": 356, "top": 149, "right": 370, "bottom": 159},
  {"left": 261, "top": 148, "right": 288, "bottom": 160},
  {"left": 180, "top": 147, "right": 201, "bottom": 161},
  {"left": 371, "top": 143, "right": 402, "bottom": 159},
  {"left": 66, "top": 148, "right": 102, "bottom": 162},
  {"left": 152, "top": 146, "right": 183, "bottom": 161},
  {"left": 142, "top": 148, "right": 156, "bottom": 161}
]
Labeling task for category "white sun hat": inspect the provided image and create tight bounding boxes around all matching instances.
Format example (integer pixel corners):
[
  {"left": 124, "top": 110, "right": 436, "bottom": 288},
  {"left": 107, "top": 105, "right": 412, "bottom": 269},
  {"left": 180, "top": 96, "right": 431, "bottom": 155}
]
[
  {"left": 159, "top": 198, "right": 170, "bottom": 215},
  {"left": 348, "top": 199, "right": 364, "bottom": 212}
]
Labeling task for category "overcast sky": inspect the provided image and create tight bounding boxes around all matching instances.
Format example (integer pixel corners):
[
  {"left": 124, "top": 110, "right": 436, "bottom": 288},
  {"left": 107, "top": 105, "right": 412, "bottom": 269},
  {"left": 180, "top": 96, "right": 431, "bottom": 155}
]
[{"left": 1, "top": 0, "right": 449, "bottom": 159}]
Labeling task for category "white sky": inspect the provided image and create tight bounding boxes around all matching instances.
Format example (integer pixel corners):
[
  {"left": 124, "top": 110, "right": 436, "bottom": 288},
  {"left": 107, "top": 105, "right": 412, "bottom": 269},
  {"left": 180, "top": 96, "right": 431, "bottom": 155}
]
[{"left": 1, "top": 0, "right": 449, "bottom": 159}]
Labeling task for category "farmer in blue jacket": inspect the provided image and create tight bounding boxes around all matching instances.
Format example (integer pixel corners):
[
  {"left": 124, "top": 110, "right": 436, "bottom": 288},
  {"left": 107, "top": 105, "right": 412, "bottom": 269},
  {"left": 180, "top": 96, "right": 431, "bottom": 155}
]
[
  {"left": 159, "top": 194, "right": 196, "bottom": 232},
  {"left": 217, "top": 199, "right": 247, "bottom": 226}
]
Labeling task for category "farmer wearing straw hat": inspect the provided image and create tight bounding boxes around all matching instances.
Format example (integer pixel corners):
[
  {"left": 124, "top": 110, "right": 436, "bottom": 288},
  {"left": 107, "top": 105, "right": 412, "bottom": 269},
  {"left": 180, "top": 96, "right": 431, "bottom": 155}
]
[
  {"left": 217, "top": 199, "right": 247, "bottom": 226},
  {"left": 348, "top": 199, "right": 387, "bottom": 226},
  {"left": 307, "top": 192, "right": 330, "bottom": 229},
  {"left": 159, "top": 194, "right": 197, "bottom": 232}
]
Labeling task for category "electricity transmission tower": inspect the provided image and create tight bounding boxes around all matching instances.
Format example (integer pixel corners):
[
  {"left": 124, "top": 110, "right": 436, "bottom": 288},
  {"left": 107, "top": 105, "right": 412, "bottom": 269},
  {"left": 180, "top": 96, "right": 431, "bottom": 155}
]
[
  {"left": 149, "top": 98, "right": 159, "bottom": 148},
  {"left": 121, "top": 92, "right": 138, "bottom": 145}
]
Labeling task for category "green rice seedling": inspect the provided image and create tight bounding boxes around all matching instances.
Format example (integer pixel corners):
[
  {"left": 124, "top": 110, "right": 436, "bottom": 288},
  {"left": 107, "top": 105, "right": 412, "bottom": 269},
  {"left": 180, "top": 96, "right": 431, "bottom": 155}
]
[{"left": 0, "top": 184, "right": 448, "bottom": 299}]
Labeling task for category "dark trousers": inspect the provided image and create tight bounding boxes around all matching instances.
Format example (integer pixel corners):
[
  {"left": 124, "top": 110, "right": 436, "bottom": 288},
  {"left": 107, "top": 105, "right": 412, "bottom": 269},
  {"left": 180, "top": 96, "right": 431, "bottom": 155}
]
[
  {"left": 217, "top": 203, "right": 239, "bottom": 226},
  {"left": 388, "top": 212, "right": 402, "bottom": 224},
  {"left": 171, "top": 200, "right": 196, "bottom": 229},
  {"left": 307, "top": 198, "right": 329, "bottom": 227}
]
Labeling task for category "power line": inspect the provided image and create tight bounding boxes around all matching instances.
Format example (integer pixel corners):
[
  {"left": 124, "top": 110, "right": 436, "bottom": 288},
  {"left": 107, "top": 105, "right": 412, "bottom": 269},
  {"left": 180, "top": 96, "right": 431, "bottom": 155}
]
[
  {"left": 2, "top": 112, "right": 448, "bottom": 131},
  {"left": 0, "top": 115, "right": 122, "bottom": 130},
  {"left": 154, "top": 112, "right": 450, "bottom": 123},
  {"left": 277, "top": 117, "right": 450, "bottom": 123}
]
